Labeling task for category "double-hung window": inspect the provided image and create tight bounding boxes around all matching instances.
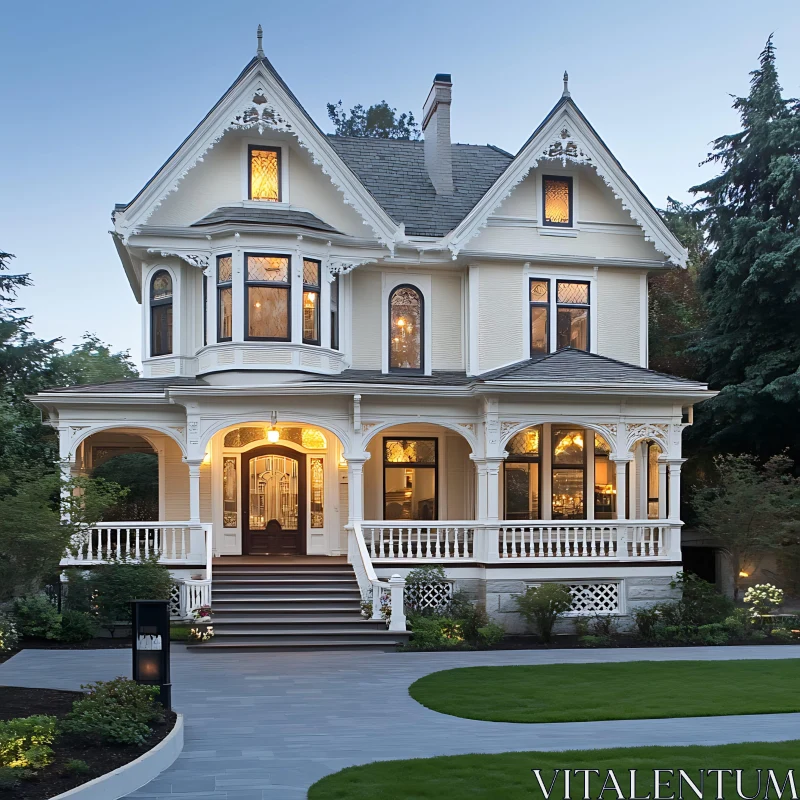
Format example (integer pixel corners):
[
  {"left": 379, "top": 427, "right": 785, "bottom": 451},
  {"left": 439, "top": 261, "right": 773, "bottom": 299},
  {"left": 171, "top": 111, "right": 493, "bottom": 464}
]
[
  {"left": 245, "top": 254, "right": 291, "bottom": 341},
  {"left": 529, "top": 279, "right": 549, "bottom": 356},
  {"left": 217, "top": 255, "right": 233, "bottom": 342},
  {"left": 556, "top": 281, "right": 589, "bottom": 351},
  {"left": 542, "top": 175, "right": 573, "bottom": 227},
  {"left": 302, "top": 259, "right": 321, "bottom": 345}
]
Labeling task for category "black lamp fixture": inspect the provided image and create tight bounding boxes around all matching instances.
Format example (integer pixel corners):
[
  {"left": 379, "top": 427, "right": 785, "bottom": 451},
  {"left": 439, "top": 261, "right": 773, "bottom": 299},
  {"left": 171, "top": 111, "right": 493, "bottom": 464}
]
[{"left": 131, "top": 599, "right": 171, "bottom": 711}]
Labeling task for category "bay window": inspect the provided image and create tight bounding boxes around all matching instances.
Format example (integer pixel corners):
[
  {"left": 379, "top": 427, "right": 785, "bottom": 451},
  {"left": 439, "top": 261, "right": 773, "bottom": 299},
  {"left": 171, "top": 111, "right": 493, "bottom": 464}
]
[
  {"left": 556, "top": 281, "right": 589, "bottom": 351},
  {"left": 245, "top": 254, "right": 290, "bottom": 341},
  {"left": 150, "top": 270, "right": 173, "bottom": 356},
  {"left": 302, "top": 259, "right": 321, "bottom": 345},
  {"left": 383, "top": 438, "right": 437, "bottom": 520},
  {"left": 217, "top": 254, "right": 232, "bottom": 342}
]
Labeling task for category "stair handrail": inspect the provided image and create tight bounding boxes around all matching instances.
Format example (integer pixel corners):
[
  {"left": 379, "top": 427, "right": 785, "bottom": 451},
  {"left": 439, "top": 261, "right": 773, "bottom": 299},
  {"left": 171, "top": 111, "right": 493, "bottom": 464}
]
[{"left": 348, "top": 522, "right": 406, "bottom": 633}]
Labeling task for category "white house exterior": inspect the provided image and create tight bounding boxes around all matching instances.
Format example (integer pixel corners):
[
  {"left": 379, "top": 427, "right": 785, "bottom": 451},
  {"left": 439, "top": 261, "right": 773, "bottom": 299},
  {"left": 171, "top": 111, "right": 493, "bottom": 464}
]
[{"left": 31, "top": 38, "right": 712, "bottom": 644}]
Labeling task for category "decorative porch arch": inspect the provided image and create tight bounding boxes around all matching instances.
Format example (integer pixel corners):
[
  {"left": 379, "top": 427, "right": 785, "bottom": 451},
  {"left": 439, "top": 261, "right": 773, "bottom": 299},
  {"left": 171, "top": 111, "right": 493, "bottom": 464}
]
[
  {"left": 360, "top": 418, "right": 480, "bottom": 455},
  {"left": 623, "top": 422, "right": 671, "bottom": 457},
  {"left": 499, "top": 419, "right": 620, "bottom": 458},
  {"left": 62, "top": 422, "right": 188, "bottom": 462}
]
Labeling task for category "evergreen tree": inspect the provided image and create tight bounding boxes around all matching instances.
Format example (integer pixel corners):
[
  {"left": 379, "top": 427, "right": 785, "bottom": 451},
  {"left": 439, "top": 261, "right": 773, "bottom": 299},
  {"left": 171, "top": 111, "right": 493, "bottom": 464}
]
[
  {"left": 690, "top": 36, "right": 800, "bottom": 460},
  {"left": 327, "top": 100, "right": 420, "bottom": 139}
]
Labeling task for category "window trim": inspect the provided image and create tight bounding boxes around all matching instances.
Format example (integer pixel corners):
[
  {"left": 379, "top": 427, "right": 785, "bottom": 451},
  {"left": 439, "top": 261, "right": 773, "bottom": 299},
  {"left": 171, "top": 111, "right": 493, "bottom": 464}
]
[
  {"left": 247, "top": 145, "right": 282, "bottom": 202},
  {"left": 503, "top": 426, "right": 543, "bottom": 520},
  {"left": 302, "top": 258, "right": 321, "bottom": 346},
  {"left": 387, "top": 283, "right": 425, "bottom": 374},
  {"left": 542, "top": 174, "right": 574, "bottom": 228},
  {"left": 330, "top": 274, "right": 340, "bottom": 351},
  {"left": 529, "top": 277, "right": 550, "bottom": 357},
  {"left": 149, "top": 269, "right": 173, "bottom": 357},
  {"left": 243, "top": 252, "right": 292, "bottom": 342},
  {"left": 551, "top": 426, "right": 588, "bottom": 521},
  {"left": 216, "top": 254, "right": 233, "bottom": 343},
  {"left": 556, "top": 279, "right": 591, "bottom": 351},
  {"left": 382, "top": 436, "right": 439, "bottom": 521}
]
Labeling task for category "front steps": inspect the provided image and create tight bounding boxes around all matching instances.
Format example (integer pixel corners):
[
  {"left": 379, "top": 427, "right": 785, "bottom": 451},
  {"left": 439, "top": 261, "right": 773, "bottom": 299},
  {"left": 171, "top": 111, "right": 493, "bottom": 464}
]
[{"left": 188, "top": 561, "right": 409, "bottom": 652}]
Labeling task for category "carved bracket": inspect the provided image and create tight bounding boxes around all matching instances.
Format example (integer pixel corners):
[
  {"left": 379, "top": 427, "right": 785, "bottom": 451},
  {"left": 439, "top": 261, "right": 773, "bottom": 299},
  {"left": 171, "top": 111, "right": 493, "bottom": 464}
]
[{"left": 147, "top": 249, "right": 210, "bottom": 269}]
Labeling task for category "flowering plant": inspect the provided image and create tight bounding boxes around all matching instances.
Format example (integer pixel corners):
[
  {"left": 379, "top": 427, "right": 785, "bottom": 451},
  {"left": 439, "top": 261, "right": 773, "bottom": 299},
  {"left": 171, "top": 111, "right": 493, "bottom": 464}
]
[
  {"left": 743, "top": 583, "right": 784, "bottom": 617},
  {"left": 0, "top": 612, "right": 19, "bottom": 654},
  {"left": 360, "top": 592, "right": 391, "bottom": 620},
  {"left": 187, "top": 625, "right": 214, "bottom": 643},
  {"left": 192, "top": 605, "right": 212, "bottom": 621}
]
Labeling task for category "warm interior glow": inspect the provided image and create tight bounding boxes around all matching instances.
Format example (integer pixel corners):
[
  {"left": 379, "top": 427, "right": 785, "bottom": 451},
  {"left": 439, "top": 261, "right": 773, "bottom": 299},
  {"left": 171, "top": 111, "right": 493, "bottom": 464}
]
[
  {"left": 250, "top": 147, "right": 280, "bottom": 201},
  {"left": 202, "top": 451, "right": 211, "bottom": 465},
  {"left": 739, "top": 571, "right": 750, "bottom": 578},
  {"left": 267, "top": 427, "right": 280, "bottom": 443},
  {"left": 554, "top": 432, "right": 584, "bottom": 456}
]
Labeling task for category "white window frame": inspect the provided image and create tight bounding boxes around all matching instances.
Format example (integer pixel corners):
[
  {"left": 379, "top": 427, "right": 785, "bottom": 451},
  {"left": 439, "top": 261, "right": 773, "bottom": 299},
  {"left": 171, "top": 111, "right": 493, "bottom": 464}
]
[
  {"left": 536, "top": 169, "right": 580, "bottom": 236},
  {"left": 381, "top": 272, "right": 432, "bottom": 376},
  {"left": 143, "top": 262, "right": 180, "bottom": 360},
  {"left": 241, "top": 138, "right": 290, "bottom": 205}
]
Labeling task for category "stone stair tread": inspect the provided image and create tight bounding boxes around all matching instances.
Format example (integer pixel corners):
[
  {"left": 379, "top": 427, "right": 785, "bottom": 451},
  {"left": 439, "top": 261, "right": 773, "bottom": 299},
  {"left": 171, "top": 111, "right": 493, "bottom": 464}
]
[
  {"left": 212, "top": 627, "right": 395, "bottom": 636},
  {"left": 212, "top": 616, "right": 377, "bottom": 624},
  {"left": 187, "top": 640, "right": 403, "bottom": 651}
]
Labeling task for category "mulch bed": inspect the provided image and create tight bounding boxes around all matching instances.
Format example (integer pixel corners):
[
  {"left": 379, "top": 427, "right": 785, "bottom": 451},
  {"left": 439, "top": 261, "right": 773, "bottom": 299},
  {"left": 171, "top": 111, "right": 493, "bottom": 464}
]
[{"left": 0, "top": 686, "right": 176, "bottom": 800}]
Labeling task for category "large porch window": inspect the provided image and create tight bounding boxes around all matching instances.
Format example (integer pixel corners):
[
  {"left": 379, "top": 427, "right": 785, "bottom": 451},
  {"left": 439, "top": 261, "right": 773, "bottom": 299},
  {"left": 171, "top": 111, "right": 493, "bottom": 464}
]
[
  {"left": 504, "top": 426, "right": 541, "bottom": 520},
  {"left": 383, "top": 437, "right": 437, "bottom": 520},
  {"left": 552, "top": 427, "right": 585, "bottom": 520},
  {"left": 594, "top": 434, "right": 616, "bottom": 520}
]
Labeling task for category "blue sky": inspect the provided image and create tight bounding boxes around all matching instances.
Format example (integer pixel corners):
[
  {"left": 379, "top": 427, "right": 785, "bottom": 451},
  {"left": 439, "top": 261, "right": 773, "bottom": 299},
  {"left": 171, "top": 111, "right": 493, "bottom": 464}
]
[{"left": 1, "top": 0, "right": 798, "bottom": 367}]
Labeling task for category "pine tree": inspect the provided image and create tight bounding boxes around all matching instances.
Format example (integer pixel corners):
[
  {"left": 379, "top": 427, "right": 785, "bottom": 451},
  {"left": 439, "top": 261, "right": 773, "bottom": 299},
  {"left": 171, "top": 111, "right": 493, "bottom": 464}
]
[{"left": 690, "top": 36, "right": 800, "bottom": 460}]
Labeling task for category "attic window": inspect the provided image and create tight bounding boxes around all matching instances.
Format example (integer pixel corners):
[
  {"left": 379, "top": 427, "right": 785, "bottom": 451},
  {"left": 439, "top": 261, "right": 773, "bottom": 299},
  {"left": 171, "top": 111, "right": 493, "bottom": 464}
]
[
  {"left": 249, "top": 145, "right": 281, "bottom": 201},
  {"left": 543, "top": 175, "right": 573, "bottom": 227}
]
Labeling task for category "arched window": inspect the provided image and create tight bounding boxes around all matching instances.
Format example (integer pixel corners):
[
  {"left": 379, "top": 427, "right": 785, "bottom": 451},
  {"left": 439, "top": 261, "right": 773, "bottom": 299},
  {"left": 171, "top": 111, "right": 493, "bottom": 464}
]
[
  {"left": 389, "top": 285, "right": 423, "bottom": 372},
  {"left": 150, "top": 270, "right": 173, "bottom": 356}
]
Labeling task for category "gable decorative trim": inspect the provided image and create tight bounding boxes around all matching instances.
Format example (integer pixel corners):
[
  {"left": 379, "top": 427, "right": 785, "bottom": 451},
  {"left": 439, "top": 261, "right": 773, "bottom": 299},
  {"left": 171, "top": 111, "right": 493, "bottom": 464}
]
[
  {"left": 146, "top": 249, "right": 210, "bottom": 269},
  {"left": 326, "top": 257, "right": 374, "bottom": 280},
  {"left": 445, "top": 103, "right": 687, "bottom": 266},
  {"left": 116, "top": 62, "right": 401, "bottom": 251}
]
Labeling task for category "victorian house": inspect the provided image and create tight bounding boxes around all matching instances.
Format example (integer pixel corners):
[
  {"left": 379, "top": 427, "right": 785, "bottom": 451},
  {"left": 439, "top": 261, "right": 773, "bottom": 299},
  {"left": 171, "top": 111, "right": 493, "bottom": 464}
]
[{"left": 31, "top": 32, "right": 712, "bottom": 648}]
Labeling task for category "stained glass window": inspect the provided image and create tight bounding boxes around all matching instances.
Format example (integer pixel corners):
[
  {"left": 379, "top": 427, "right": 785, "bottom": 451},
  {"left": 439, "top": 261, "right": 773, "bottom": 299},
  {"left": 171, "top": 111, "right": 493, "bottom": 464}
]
[
  {"left": 556, "top": 281, "right": 589, "bottom": 351},
  {"left": 303, "top": 259, "right": 321, "bottom": 345},
  {"left": 529, "top": 279, "right": 550, "bottom": 355},
  {"left": 310, "top": 457, "right": 324, "bottom": 528},
  {"left": 246, "top": 254, "right": 290, "bottom": 341},
  {"left": 301, "top": 428, "right": 327, "bottom": 449},
  {"left": 389, "top": 285, "right": 422, "bottom": 371},
  {"left": 223, "top": 456, "right": 238, "bottom": 528},
  {"left": 506, "top": 426, "right": 540, "bottom": 456},
  {"left": 383, "top": 437, "right": 437, "bottom": 520},
  {"left": 249, "top": 146, "right": 280, "bottom": 201},
  {"left": 150, "top": 270, "right": 172, "bottom": 356},
  {"left": 217, "top": 255, "right": 233, "bottom": 342},
  {"left": 543, "top": 175, "right": 572, "bottom": 226}
]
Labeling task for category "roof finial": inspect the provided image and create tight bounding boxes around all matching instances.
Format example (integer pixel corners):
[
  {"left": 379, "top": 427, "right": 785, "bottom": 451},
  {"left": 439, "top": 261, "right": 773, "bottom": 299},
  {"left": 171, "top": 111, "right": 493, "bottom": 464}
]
[
  {"left": 562, "top": 70, "right": 570, "bottom": 98},
  {"left": 256, "top": 24, "right": 264, "bottom": 58}
]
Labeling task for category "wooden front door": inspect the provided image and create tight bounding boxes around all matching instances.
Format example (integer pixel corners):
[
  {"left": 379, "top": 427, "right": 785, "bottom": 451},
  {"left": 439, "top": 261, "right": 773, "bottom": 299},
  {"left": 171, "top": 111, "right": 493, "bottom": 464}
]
[{"left": 242, "top": 445, "right": 306, "bottom": 555}]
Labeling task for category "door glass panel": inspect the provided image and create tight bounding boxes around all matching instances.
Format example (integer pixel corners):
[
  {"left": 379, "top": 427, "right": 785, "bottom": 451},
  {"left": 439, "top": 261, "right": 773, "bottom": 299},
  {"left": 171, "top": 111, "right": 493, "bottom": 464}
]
[
  {"left": 310, "top": 457, "right": 324, "bottom": 528},
  {"left": 249, "top": 455, "right": 299, "bottom": 531},
  {"left": 223, "top": 456, "right": 238, "bottom": 528}
]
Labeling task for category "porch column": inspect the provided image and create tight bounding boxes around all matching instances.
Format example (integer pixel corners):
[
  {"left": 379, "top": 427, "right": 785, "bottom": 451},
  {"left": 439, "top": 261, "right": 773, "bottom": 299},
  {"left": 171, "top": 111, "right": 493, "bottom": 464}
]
[
  {"left": 485, "top": 458, "right": 503, "bottom": 523},
  {"left": 666, "top": 459, "right": 685, "bottom": 521},
  {"left": 187, "top": 459, "right": 205, "bottom": 567},
  {"left": 658, "top": 458, "right": 669, "bottom": 519},
  {"left": 611, "top": 458, "right": 630, "bottom": 521},
  {"left": 471, "top": 457, "right": 489, "bottom": 522},
  {"left": 188, "top": 460, "right": 203, "bottom": 523},
  {"left": 59, "top": 459, "right": 75, "bottom": 523},
  {"left": 344, "top": 454, "right": 369, "bottom": 524}
]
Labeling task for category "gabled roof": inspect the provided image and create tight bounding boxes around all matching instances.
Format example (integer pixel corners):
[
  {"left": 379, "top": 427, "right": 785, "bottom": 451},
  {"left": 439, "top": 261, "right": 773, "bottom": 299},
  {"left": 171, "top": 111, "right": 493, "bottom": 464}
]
[
  {"left": 327, "top": 137, "right": 512, "bottom": 237},
  {"left": 190, "top": 206, "right": 341, "bottom": 234}
]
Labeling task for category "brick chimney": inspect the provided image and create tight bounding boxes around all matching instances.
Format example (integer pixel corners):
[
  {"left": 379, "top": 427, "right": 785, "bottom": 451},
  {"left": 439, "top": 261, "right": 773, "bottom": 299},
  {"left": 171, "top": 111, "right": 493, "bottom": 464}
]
[{"left": 422, "top": 74, "right": 454, "bottom": 195}]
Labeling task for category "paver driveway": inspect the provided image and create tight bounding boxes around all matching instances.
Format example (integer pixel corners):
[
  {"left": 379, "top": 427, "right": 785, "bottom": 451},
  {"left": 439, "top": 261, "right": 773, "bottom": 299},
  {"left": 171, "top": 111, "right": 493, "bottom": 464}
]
[{"left": 1, "top": 645, "right": 799, "bottom": 799}]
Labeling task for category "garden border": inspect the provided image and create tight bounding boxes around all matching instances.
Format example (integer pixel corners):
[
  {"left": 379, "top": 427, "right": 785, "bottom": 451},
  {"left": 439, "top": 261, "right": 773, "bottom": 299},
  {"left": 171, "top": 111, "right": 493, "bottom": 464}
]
[{"left": 48, "top": 713, "right": 184, "bottom": 800}]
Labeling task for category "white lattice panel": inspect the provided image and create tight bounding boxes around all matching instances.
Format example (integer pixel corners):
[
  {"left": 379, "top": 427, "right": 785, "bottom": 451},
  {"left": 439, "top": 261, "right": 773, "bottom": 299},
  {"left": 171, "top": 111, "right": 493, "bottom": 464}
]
[
  {"left": 405, "top": 581, "right": 454, "bottom": 612},
  {"left": 567, "top": 582, "right": 620, "bottom": 614},
  {"left": 169, "top": 583, "right": 181, "bottom": 619}
]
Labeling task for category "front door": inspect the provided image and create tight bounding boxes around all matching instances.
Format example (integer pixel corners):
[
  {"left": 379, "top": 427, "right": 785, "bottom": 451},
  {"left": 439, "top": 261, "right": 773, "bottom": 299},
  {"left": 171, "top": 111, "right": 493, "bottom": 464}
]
[{"left": 242, "top": 445, "right": 306, "bottom": 555}]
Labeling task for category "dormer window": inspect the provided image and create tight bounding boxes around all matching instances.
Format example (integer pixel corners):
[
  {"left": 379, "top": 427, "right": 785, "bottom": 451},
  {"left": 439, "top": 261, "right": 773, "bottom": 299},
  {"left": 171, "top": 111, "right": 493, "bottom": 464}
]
[
  {"left": 389, "top": 285, "right": 423, "bottom": 372},
  {"left": 302, "top": 259, "right": 321, "bottom": 345},
  {"left": 150, "top": 270, "right": 173, "bottom": 356},
  {"left": 245, "top": 254, "right": 290, "bottom": 341},
  {"left": 543, "top": 175, "right": 573, "bottom": 227},
  {"left": 248, "top": 145, "right": 281, "bottom": 201}
]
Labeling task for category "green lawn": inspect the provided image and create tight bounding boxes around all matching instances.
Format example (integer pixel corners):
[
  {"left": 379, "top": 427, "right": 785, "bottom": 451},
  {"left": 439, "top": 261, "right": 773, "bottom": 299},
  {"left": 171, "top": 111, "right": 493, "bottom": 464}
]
[
  {"left": 407, "top": 660, "right": 800, "bottom": 723},
  {"left": 308, "top": 740, "right": 799, "bottom": 800}
]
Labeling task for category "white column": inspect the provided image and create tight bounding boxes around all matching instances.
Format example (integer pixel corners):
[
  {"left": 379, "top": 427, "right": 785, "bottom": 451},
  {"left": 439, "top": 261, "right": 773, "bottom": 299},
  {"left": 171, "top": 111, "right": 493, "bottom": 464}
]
[
  {"left": 612, "top": 458, "right": 629, "bottom": 520},
  {"left": 345, "top": 455, "right": 369, "bottom": 524},
  {"left": 586, "top": 431, "right": 595, "bottom": 521},
  {"left": 658, "top": 458, "right": 668, "bottom": 520},
  {"left": 187, "top": 459, "right": 205, "bottom": 569},
  {"left": 59, "top": 460, "right": 75, "bottom": 523},
  {"left": 485, "top": 458, "right": 503, "bottom": 522},
  {"left": 471, "top": 458, "right": 489, "bottom": 521},
  {"left": 188, "top": 461, "right": 202, "bottom": 523},
  {"left": 667, "top": 459, "right": 685, "bottom": 521},
  {"left": 388, "top": 574, "right": 407, "bottom": 632},
  {"left": 233, "top": 246, "right": 244, "bottom": 341},
  {"left": 541, "top": 423, "right": 552, "bottom": 520}
]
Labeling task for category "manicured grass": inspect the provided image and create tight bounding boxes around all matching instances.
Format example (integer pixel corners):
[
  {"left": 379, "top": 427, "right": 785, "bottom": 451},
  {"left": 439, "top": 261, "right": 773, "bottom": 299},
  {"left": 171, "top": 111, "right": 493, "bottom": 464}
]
[
  {"left": 308, "top": 740, "right": 799, "bottom": 799},
  {"left": 408, "top": 659, "right": 800, "bottom": 722}
]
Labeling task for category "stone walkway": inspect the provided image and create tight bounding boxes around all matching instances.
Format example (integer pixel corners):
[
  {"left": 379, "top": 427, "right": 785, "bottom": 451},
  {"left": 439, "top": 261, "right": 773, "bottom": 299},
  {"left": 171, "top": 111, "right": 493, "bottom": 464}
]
[{"left": 1, "top": 645, "right": 798, "bottom": 799}]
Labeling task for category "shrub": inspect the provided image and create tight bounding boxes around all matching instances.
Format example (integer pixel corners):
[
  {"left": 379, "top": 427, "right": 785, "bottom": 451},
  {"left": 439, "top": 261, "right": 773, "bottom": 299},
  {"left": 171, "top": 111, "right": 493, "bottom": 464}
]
[
  {"left": 476, "top": 623, "right": 505, "bottom": 648},
  {"left": 446, "top": 591, "right": 489, "bottom": 645},
  {"left": 0, "top": 612, "right": 19, "bottom": 654},
  {"left": 750, "top": 629, "right": 768, "bottom": 641},
  {"left": 407, "top": 615, "right": 464, "bottom": 649},
  {"left": 514, "top": 583, "right": 573, "bottom": 643},
  {"left": 580, "top": 634, "right": 613, "bottom": 648},
  {"left": 62, "top": 569, "right": 93, "bottom": 613},
  {"left": 90, "top": 557, "right": 172, "bottom": 635},
  {"left": 0, "top": 766, "right": 23, "bottom": 790},
  {"left": 698, "top": 623, "right": 730, "bottom": 646},
  {"left": 404, "top": 565, "right": 449, "bottom": 615},
  {"left": 574, "top": 618, "right": 590, "bottom": 637},
  {"left": 12, "top": 596, "right": 61, "bottom": 640},
  {"left": 0, "top": 715, "right": 57, "bottom": 768},
  {"left": 670, "top": 571, "right": 734, "bottom": 625},
  {"left": 744, "top": 583, "right": 784, "bottom": 619},
  {"left": 62, "top": 677, "right": 162, "bottom": 746},
  {"left": 722, "top": 611, "right": 750, "bottom": 639},
  {"left": 653, "top": 624, "right": 695, "bottom": 644},
  {"left": 771, "top": 627, "right": 795, "bottom": 642},
  {"left": 634, "top": 606, "right": 661, "bottom": 640},
  {"left": 589, "top": 614, "right": 617, "bottom": 637},
  {"left": 64, "top": 758, "right": 90, "bottom": 775},
  {"left": 58, "top": 610, "right": 97, "bottom": 643}
]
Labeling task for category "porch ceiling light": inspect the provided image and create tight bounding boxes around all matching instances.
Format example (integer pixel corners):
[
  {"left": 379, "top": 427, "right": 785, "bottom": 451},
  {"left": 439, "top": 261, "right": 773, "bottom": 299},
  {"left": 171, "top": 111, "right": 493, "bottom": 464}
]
[{"left": 267, "top": 426, "right": 280, "bottom": 443}]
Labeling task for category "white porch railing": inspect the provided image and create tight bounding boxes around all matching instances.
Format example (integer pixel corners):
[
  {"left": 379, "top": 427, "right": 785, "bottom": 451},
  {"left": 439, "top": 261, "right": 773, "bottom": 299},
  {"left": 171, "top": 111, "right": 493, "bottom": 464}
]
[
  {"left": 347, "top": 523, "right": 407, "bottom": 632},
  {"left": 361, "top": 520, "right": 673, "bottom": 562},
  {"left": 176, "top": 578, "right": 212, "bottom": 619},
  {"left": 63, "top": 522, "right": 213, "bottom": 568}
]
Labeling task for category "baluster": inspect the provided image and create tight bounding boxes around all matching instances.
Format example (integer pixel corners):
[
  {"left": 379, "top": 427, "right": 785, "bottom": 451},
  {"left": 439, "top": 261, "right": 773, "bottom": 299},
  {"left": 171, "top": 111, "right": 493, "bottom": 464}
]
[
  {"left": 388, "top": 526, "right": 394, "bottom": 558},
  {"left": 369, "top": 528, "right": 376, "bottom": 559},
  {"left": 426, "top": 527, "right": 431, "bottom": 558},
  {"left": 500, "top": 527, "right": 507, "bottom": 558},
  {"left": 416, "top": 527, "right": 422, "bottom": 558},
  {"left": 535, "top": 527, "right": 541, "bottom": 558},
  {"left": 434, "top": 527, "right": 442, "bottom": 558}
]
